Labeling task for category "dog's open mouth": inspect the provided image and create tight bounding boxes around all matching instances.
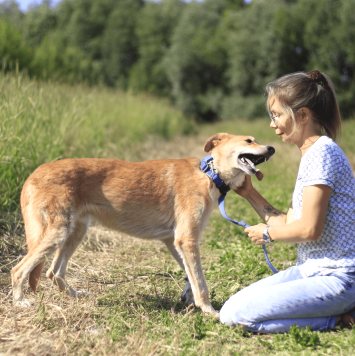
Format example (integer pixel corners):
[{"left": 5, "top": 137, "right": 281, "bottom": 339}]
[{"left": 238, "top": 153, "right": 269, "bottom": 172}]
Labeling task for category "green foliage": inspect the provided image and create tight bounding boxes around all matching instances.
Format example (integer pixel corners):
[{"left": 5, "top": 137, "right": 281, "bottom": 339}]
[
  {"left": 221, "top": 0, "right": 306, "bottom": 119},
  {"left": 274, "top": 325, "right": 325, "bottom": 351},
  {"left": 62, "top": 0, "right": 116, "bottom": 59},
  {"left": 22, "top": 2, "right": 57, "bottom": 47},
  {"left": 102, "top": 0, "right": 143, "bottom": 88},
  {"left": 30, "top": 30, "right": 94, "bottom": 82},
  {"left": 0, "top": 0, "right": 23, "bottom": 28},
  {"left": 294, "top": 0, "right": 355, "bottom": 117},
  {"left": 0, "top": 19, "right": 32, "bottom": 73},
  {"left": 165, "top": 0, "right": 230, "bottom": 121},
  {"left": 2, "top": 0, "right": 355, "bottom": 121},
  {"left": 129, "top": 0, "right": 184, "bottom": 96}
]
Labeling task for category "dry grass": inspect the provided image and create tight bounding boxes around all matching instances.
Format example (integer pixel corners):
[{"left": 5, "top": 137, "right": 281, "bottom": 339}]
[{"left": 0, "top": 226, "right": 181, "bottom": 355}]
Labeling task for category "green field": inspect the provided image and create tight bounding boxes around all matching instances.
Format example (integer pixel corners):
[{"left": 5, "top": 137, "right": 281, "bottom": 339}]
[{"left": 1, "top": 74, "right": 355, "bottom": 355}]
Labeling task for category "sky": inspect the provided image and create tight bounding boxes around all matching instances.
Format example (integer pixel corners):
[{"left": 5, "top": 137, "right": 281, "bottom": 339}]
[
  {"left": 8, "top": 0, "right": 61, "bottom": 11},
  {"left": 4, "top": 0, "right": 251, "bottom": 12}
]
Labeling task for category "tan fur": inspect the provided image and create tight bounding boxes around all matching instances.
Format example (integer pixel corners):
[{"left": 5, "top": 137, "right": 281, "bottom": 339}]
[
  {"left": 12, "top": 133, "right": 274, "bottom": 315},
  {"left": 29, "top": 262, "right": 44, "bottom": 293}
]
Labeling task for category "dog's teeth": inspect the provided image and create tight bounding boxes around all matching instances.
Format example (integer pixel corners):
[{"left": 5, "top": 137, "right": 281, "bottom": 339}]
[{"left": 241, "top": 157, "right": 246, "bottom": 163}]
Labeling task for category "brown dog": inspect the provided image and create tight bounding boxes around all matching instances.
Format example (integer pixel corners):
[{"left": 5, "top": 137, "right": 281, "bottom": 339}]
[{"left": 12, "top": 133, "right": 274, "bottom": 315}]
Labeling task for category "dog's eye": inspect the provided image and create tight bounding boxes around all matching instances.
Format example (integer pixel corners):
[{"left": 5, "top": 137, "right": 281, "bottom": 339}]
[{"left": 245, "top": 139, "right": 253, "bottom": 143}]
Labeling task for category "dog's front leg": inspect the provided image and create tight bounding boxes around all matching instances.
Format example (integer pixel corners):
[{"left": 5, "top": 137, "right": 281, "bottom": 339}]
[
  {"left": 174, "top": 234, "right": 218, "bottom": 317},
  {"left": 161, "top": 237, "right": 195, "bottom": 306}
]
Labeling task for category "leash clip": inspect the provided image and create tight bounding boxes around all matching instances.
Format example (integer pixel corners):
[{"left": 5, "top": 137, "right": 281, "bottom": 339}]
[{"left": 208, "top": 160, "right": 219, "bottom": 175}]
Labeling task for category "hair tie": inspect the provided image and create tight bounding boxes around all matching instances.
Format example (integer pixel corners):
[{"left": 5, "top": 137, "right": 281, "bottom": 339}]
[
  {"left": 309, "top": 69, "right": 329, "bottom": 91},
  {"left": 309, "top": 69, "right": 322, "bottom": 82}
]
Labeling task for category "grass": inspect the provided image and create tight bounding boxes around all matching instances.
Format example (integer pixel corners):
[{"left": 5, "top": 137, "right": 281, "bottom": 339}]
[{"left": 1, "top": 74, "right": 355, "bottom": 354}]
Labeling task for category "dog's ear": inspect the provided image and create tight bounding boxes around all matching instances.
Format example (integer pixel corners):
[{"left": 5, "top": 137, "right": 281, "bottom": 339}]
[{"left": 203, "top": 133, "right": 230, "bottom": 153}]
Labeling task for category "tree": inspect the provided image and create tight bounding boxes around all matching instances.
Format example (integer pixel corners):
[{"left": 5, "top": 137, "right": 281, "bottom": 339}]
[
  {"left": 0, "top": 0, "right": 24, "bottom": 29},
  {"left": 221, "top": 0, "right": 310, "bottom": 119},
  {"left": 22, "top": 2, "right": 57, "bottom": 47},
  {"left": 129, "top": 0, "right": 184, "bottom": 96},
  {"left": 165, "top": 0, "right": 231, "bottom": 120},
  {"left": 101, "top": 0, "right": 143, "bottom": 88},
  {"left": 30, "top": 30, "right": 93, "bottom": 83},
  {"left": 0, "top": 19, "right": 32, "bottom": 73}
]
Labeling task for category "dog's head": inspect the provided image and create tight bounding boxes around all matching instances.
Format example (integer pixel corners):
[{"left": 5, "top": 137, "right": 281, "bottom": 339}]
[{"left": 203, "top": 133, "right": 275, "bottom": 189}]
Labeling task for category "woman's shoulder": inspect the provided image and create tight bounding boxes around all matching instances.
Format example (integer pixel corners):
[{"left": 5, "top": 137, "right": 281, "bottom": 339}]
[
  {"left": 307, "top": 136, "right": 343, "bottom": 159},
  {"left": 301, "top": 136, "right": 347, "bottom": 174}
]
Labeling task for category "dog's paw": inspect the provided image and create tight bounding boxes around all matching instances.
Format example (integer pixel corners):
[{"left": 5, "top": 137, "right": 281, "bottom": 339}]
[
  {"left": 181, "top": 287, "right": 195, "bottom": 306},
  {"left": 14, "top": 299, "right": 31, "bottom": 308},
  {"left": 76, "top": 290, "right": 89, "bottom": 297},
  {"left": 67, "top": 287, "right": 89, "bottom": 297},
  {"left": 201, "top": 305, "right": 219, "bottom": 317},
  {"left": 211, "top": 311, "right": 220, "bottom": 319}
]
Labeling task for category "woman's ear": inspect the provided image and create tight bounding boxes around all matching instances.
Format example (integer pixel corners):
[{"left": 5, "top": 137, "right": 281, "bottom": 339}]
[{"left": 298, "top": 107, "right": 312, "bottom": 124}]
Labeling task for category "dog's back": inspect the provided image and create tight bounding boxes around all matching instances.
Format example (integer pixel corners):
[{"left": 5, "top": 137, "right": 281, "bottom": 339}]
[{"left": 21, "top": 157, "right": 213, "bottom": 237}]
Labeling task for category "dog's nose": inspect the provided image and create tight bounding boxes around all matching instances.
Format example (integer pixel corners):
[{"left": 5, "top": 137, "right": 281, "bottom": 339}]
[{"left": 267, "top": 146, "right": 275, "bottom": 155}]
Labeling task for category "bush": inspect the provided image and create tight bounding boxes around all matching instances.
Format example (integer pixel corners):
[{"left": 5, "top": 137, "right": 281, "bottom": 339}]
[
  {"left": 101, "top": 0, "right": 143, "bottom": 88},
  {"left": 30, "top": 30, "right": 95, "bottom": 83},
  {"left": 128, "top": 0, "right": 184, "bottom": 96},
  {"left": 0, "top": 19, "right": 32, "bottom": 72},
  {"left": 165, "top": 0, "right": 232, "bottom": 121}
]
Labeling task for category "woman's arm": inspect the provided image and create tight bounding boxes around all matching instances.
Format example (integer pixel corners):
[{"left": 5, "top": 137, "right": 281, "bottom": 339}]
[
  {"left": 234, "top": 175, "right": 287, "bottom": 226},
  {"left": 245, "top": 184, "right": 332, "bottom": 244}
]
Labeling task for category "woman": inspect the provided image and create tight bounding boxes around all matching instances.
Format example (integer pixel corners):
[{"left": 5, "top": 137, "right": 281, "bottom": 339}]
[{"left": 220, "top": 70, "right": 355, "bottom": 334}]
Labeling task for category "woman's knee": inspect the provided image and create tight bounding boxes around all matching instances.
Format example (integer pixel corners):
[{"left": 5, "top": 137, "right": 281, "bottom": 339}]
[
  {"left": 220, "top": 300, "right": 237, "bottom": 325},
  {"left": 220, "top": 294, "right": 252, "bottom": 326}
]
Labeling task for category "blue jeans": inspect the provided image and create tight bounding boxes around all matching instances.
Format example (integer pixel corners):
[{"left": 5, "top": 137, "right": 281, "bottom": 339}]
[{"left": 220, "top": 266, "right": 355, "bottom": 334}]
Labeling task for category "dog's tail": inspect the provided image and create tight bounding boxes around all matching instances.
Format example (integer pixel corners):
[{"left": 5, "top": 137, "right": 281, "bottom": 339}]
[{"left": 29, "top": 262, "right": 44, "bottom": 293}]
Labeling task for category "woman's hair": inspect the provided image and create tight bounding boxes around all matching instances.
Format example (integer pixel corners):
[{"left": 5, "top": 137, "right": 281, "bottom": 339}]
[{"left": 265, "top": 70, "right": 341, "bottom": 141}]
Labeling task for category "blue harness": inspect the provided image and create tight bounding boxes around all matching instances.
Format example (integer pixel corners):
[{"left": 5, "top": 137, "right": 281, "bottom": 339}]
[{"left": 200, "top": 154, "right": 278, "bottom": 274}]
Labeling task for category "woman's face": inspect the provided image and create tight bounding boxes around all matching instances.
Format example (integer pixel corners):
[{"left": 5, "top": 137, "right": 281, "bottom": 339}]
[{"left": 268, "top": 96, "right": 299, "bottom": 144}]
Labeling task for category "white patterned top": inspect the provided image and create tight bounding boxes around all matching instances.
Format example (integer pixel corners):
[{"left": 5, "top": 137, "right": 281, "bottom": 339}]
[{"left": 293, "top": 136, "right": 355, "bottom": 277}]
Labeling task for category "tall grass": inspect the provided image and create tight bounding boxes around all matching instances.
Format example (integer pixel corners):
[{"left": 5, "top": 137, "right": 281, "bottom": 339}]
[{"left": 0, "top": 72, "right": 194, "bottom": 213}]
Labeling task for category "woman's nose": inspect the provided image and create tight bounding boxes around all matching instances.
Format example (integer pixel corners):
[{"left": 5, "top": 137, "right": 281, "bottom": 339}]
[{"left": 270, "top": 121, "right": 277, "bottom": 128}]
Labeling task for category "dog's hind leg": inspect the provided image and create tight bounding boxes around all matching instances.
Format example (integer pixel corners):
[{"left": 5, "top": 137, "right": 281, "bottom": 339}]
[
  {"left": 46, "top": 217, "right": 90, "bottom": 297},
  {"left": 161, "top": 236, "right": 195, "bottom": 307},
  {"left": 12, "top": 222, "right": 70, "bottom": 307}
]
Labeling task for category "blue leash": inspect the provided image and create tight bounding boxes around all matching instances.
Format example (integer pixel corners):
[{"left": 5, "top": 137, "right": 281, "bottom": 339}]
[
  {"left": 218, "top": 195, "right": 279, "bottom": 274},
  {"left": 200, "top": 155, "right": 278, "bottom": 274}
]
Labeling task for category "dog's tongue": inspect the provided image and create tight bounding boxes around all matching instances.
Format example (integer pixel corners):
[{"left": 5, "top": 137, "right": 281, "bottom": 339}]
[{"left": 255, "top": 169, "right": 264, "bottom": 181}]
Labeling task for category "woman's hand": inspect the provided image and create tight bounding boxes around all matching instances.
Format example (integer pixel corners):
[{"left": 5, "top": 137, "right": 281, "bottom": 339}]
[
  {"left": 233, "top": 175, "right": 255, "bottom": 198},
  {"left": 244, "top": 223, "right": 267, "bottom": 245},
  {"left": 233, "top": 171, "right": 263, "bottom": 198}
]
